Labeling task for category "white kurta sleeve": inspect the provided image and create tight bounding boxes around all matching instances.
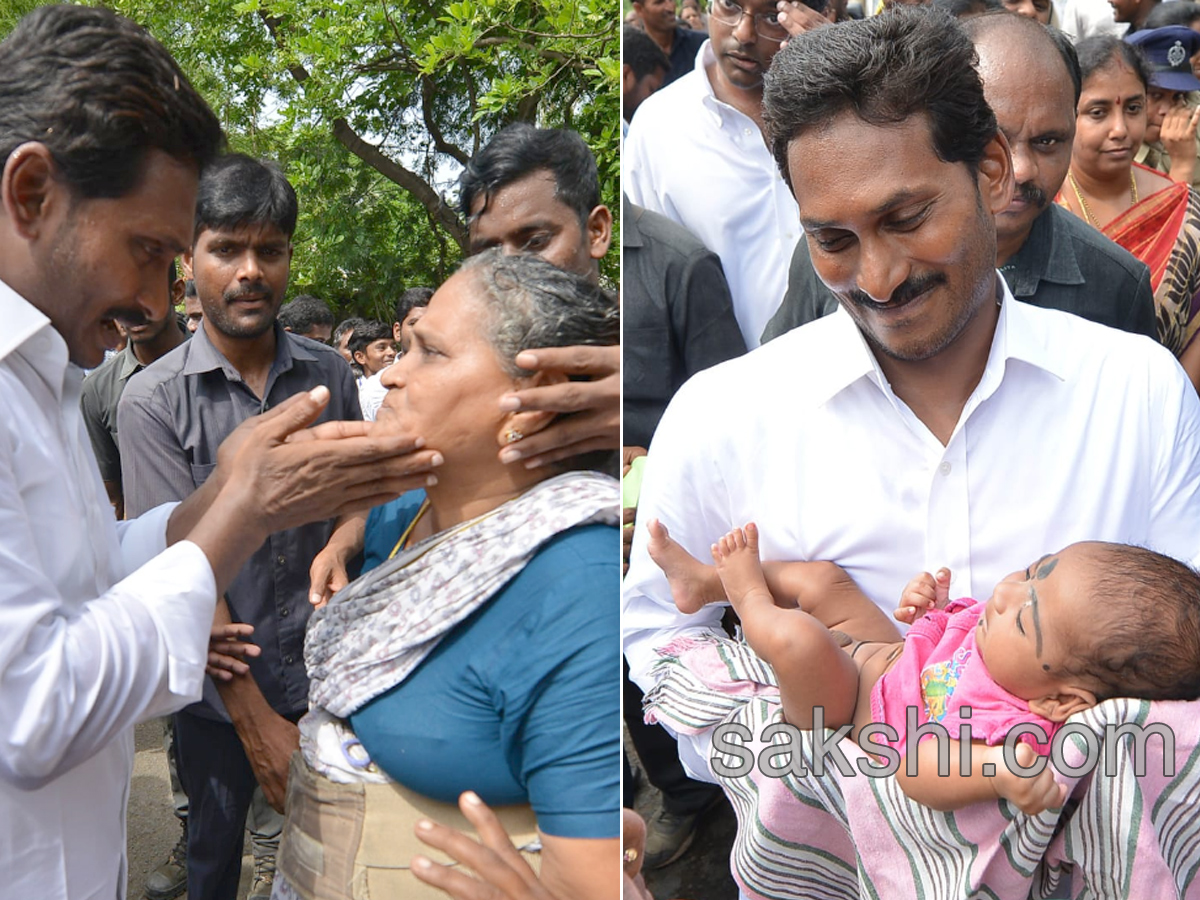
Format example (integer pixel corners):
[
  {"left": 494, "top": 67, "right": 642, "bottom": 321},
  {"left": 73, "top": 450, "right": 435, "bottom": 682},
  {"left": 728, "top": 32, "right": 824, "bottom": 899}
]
[{"left": 0, "top": 439, "right": 217, "bottom": 789}]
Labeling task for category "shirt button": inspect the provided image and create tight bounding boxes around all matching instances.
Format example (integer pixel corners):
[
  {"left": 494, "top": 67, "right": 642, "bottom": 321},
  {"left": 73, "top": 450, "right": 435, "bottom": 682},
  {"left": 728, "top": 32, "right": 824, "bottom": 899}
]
[
  {"left": 280, "top": 608, "right": 290, "bottom": 617},
  {"left": 744, "top": 128, "right": 753, "bottom": 136},
  {"left": 277, "top": 555, "right": 286, "bottom": 566},
  {"left": 285, "top": 655, "right": 294, "bottom": 665},
  {"left": 939, "top": 461, "right": 952, "bottom": 476}
]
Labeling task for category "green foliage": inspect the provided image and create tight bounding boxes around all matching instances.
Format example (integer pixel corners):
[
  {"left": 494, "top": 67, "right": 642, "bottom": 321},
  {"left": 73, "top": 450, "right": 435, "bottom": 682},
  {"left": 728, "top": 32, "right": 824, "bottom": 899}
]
[{"left": 100, "top": 0, "right": 619, "bottom": 307}]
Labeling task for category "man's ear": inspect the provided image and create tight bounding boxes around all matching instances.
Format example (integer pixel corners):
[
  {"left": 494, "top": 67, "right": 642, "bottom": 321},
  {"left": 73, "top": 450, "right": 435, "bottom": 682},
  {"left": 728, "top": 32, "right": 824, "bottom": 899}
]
[
  {"left": 623, "top": 63, "right": 636, "bottom": 97},
  {"left": 171, "top": 276, "right": 187, "bottom": 306},
  {"left": 352, "top": 348, "right": 367, "bottom": 367},
  {"left": 1029, "top": 685, "right": 1098, "bottom": 723},
  {"left": 2, "top": 142, "right": 61, "bottom": 241},
  {"left": 496, "top": 368, "right": 567, "bottom": 446},
  {"left": 977, "top": 130, "right": 1015, "bottom": 218},
  {"left": 393, "top": 321, "right": 403, "bottom": 343},
  {"left": 586, "top": 204, "right": 613, "bottom": 261}
]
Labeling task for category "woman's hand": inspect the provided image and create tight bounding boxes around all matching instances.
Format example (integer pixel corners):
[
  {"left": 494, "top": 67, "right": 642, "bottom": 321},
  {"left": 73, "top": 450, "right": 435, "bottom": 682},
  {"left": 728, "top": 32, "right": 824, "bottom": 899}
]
[
  {"left": 1161, "top": 104, "right": 1200, "bottom": 186},
  {"left": 412, "top": 792, "right": 558, "bottom": 899},
  {"left": 204, "top": 622, "right": 259, "bottom": 681}
]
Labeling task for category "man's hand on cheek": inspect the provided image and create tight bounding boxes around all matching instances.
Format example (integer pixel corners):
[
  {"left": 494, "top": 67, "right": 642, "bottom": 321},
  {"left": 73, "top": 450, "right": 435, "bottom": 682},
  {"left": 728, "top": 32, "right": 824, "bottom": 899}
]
[{"left": 497, "top": 345, "right": 619, "bottom": 468}]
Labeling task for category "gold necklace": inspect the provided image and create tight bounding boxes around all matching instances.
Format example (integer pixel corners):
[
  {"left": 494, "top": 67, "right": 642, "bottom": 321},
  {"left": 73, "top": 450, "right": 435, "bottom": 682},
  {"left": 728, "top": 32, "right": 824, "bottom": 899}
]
[{"left": 1066, "top": 169, "right": 1138, "bottom": 227}]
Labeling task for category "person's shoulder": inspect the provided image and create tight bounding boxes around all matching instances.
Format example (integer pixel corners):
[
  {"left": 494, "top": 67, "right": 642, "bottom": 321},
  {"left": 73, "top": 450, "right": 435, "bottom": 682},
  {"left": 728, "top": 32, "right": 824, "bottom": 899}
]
[
  {"left": 673, "top": 312, "right": 853, "bottom": 407},
  {"left": 1050, "top": 204, "right": 1150, "bottom": 283},
  {"left": 629, "top": 205, "right": 713, "bottom": 260},
  {"left": 677, "top": 26, "right": 707, "bottom": 53},
  {"left": 286, "top": 330, "right": 347, "bottom": 367},
  {"left": 81, "top": 351, "right": 121, "bottom": 397},
  {"left": 627, "top": 72, "right": 703, "bottom": 133},
  {"left": 121, "top": 339, "right": 191, "bottom": 403},
  {"left": 1012, "top": 298, "right": 1176, "bottom": 374}
]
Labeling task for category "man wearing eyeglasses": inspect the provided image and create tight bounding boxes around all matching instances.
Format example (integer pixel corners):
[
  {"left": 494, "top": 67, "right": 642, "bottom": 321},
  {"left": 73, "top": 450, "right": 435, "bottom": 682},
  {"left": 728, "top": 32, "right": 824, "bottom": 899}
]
[{"left": 624, "top": 0, "right": 829, "bottom": 349}]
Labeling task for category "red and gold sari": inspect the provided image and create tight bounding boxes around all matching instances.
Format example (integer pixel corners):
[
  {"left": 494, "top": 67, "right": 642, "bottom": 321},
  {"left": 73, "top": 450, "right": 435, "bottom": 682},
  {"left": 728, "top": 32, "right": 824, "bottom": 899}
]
[{"left": 1059, "top": 163, "right": 1200, "bottom": 356}]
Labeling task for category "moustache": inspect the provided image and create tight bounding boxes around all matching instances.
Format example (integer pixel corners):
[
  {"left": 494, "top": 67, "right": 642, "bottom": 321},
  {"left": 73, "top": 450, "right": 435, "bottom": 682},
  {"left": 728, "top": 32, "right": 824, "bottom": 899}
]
[
  {"left": 224, "top": 282, "right": 272, "bottom": 304},
  {"left": 1012, "top": 182, "right": 1047, "bottom": 209},
  {"left": 111, "top": 310, "right": 149, "bottom": 329},
  {"left": 848, "top": 271, "right": 947, "bottom": 309}
]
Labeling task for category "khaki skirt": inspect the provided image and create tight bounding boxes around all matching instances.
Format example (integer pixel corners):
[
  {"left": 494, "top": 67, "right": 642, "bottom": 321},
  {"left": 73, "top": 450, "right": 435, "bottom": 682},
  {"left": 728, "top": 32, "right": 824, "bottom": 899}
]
[{"left": 277, "top": 752, "right": 541, "bottom": 900}]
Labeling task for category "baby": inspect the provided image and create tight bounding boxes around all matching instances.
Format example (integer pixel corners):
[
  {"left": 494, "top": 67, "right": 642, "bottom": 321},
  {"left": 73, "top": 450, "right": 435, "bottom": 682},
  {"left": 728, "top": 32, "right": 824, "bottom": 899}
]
[{"left": 648, "top": 520, "right": 1200, "bottom": 815}]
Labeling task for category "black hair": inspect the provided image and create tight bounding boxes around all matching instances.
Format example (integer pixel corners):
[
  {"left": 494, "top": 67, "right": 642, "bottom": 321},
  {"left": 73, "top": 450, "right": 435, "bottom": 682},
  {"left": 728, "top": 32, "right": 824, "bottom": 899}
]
[
  {"left": 194, "top": 153, "right": 298, "bottom": 242},
  {"left": 1145, "top": 1, "right": 1200, "bottom": 28},
  {"left": 1057, "top": 544, "right": 1200, "bottom": 702},
  {"left": 458, "top": 123, "right": 601, "bottom": 226},
  {"left": 184, "top": 279, "right": 198, "bottom": 299},
  {"left": 932, "top": 0, "right": 1003, "bottom": 18},
  {"left": 394, "top": 287, "right": 434, "bottom": 326},
  {"left": 624, "top": 26, "right": 670, "bottom": 80},
  {"left": 332, "top": 316, "right": 364, "bottom": 348},
  {"left": 763, "top": 7, "right": 998, "bottom": 192},
  {"left": 1075, "top": 35, "right": 1153, "bottom": 92},
  {"left": 347, "top": 319, "right": 393, "bottom": 358},
  {"left": 0, "top": 5, "right": 223, "bottom": 200},
  {"left": 278, "top": 294, "right": 335, "bottom": 336},
  {"left": 963, "top": 11, "right": 1082, "bottom": 105}
]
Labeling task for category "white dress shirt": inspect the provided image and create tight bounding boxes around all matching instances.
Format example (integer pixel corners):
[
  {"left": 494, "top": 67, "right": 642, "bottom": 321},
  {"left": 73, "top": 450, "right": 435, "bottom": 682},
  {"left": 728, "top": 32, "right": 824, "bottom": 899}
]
[
  {"left": 357, "top": 366, "right": 389, "bottom": 421},
  {"left": 623, "top": 41, "right": 800, "bottom": 350},
  {"left": 0, "top": 279, "right": 218, "bottom": 898},
  {"left": 1053, "top": 0, "right": 1127, "bottom": 42},
  {"left": 623, "top": 285, "right": 1200, "bottom": 780}
]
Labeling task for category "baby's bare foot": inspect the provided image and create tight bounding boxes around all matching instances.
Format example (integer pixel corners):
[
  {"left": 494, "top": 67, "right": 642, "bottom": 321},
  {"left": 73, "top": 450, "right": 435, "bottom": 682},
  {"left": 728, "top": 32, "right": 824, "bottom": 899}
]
[
  {"left": 647, "top": 519, "right": 728, "bottom": 613},
  {"left": 711, "top": 524, "right": 773, "bottom": 610}
]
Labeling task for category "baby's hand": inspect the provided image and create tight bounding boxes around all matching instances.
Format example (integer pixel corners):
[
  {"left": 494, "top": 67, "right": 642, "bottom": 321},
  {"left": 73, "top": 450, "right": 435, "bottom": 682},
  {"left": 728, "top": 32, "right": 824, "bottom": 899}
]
[
  {"left": 895, "top": 567, "right": 950, "bottom": 624},
  {"left": 991, "top": 744, "right": 1067, "bottom": 816}
]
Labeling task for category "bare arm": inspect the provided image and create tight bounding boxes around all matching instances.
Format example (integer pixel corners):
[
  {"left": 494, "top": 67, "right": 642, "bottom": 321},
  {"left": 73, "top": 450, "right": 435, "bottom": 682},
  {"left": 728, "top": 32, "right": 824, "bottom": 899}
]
[{"left": 897, "top": 739, "right": 1066, "bottom": 815}]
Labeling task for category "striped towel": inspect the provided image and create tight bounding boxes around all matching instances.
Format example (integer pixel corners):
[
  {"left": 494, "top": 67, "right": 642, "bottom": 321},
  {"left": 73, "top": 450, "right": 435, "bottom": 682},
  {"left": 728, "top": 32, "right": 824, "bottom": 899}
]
[{"left": 645, "top": 634, "right": 1200, "bottom": 899}]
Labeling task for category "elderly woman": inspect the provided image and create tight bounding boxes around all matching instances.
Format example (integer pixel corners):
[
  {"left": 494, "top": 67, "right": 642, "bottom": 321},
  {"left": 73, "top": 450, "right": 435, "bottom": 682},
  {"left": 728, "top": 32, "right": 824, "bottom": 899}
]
[{"left": 271, "top": 250, "right": 620, "bottom": 900}]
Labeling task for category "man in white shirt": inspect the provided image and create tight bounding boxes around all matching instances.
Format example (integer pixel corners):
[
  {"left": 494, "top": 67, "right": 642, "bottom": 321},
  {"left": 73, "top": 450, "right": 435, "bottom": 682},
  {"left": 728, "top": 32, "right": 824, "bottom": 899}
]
[
  {"left": 623, "top": 4, "right": 1200, "bottom": 790},
  {"left": 0, "top": 8, "right": 441, "bottom": 897},
  {"left": 622, "top": 1, "right": 805, "bottom": 349}
]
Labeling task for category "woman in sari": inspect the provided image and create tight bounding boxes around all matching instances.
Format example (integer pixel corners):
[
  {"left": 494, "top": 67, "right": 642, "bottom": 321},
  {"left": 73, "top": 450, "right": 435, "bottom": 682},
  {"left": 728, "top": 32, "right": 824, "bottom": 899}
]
[
  {"left": 1057, "top": 35, "right": 1200, "bottom": 390},
  {"left": 269, "top": 250, "right": 620, "bottom": 900}
]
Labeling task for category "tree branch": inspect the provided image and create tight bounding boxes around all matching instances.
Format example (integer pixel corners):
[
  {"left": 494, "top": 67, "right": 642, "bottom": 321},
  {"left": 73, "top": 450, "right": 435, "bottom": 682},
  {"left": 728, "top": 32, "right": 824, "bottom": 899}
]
[
  {"left": 332, "top": 117, "right": 467, "bottom": 250},
  {"left": 421, "top": 76, "right": 471, "bottom": 166}
]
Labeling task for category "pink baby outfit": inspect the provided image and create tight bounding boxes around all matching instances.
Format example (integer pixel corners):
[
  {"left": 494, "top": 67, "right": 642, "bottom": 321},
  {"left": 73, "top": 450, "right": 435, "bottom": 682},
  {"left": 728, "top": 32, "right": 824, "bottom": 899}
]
[{"left": 870, "top": 598, "right": 1059, "bottom": 755}]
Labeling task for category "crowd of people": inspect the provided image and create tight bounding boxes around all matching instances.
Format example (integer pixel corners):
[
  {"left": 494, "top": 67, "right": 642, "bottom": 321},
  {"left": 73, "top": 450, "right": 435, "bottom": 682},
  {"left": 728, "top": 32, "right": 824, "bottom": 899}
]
[
  {"left": 0, "top": 5, "right": 622, "bottom": 900},
  {"left": 623, "top": 0, "right": 1200, "bottom": 897}
]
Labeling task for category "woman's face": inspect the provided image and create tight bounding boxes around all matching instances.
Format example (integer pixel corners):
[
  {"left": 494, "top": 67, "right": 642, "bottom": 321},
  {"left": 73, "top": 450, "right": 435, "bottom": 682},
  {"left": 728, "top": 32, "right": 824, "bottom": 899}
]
[
  {"left": 376, "top": 270, "right": 519, "bottom": 466},
  {"left": 1073, "top": 59, "right": 1146, "bottom": 181},
  {"left": 1144, "top": 86, "right": 1187, "bottom": 144}
]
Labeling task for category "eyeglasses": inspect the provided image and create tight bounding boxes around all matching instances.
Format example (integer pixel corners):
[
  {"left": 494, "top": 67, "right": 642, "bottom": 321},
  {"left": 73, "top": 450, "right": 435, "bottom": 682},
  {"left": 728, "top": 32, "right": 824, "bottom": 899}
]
[{"left": 709, "top": 0, "right": 789, "bottom": 42}]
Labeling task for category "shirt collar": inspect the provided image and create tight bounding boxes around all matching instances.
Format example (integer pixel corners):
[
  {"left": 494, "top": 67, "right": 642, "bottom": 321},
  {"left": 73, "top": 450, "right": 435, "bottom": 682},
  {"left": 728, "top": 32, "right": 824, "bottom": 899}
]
[
  {"left": 804, "top": 274, "right": 1065, "bottom": 406},
  {"left": 999, "top": 205, "right": 1084, "bottom": 296},
  {"left": 0, "top": 276, "right": 74, "bottom": 401},
  {"left": 182, "top": 320, "right": 313, "bottom": 381},
  {"left": 115, "top": 340, "right": 145, "bottom": 381},
  {"left": 622, "top": 194, "right": 646, "bottom": 249},
  {"left": 694, "top": 41, "right": 754, "bottom": 130}
]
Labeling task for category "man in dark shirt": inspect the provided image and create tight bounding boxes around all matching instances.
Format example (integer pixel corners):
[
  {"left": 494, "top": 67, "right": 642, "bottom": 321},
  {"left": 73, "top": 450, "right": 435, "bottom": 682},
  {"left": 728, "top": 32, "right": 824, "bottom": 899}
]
[
  {"left": 622, "top": 196, "right": 746, "bottom": 450},
  {"left": 633, "top": 0, "right": 707, "bottom": 86},
  {"left": 623, "top": 25, "right": 670, "bottom": 125},
  {"left": 119, "top": 155, "right": 363, "bottom": 900},
  {"left": 762, "top": 13, "right": 1158, "bottom": 343},
  {"left": 81, "top": 263, "right": 187, "bottom": 520}
]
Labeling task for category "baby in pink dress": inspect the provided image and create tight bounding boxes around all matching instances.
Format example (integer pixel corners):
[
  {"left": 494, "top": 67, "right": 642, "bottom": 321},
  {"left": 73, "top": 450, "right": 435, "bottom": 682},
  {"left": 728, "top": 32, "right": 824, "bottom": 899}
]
[{"left": 649, "top": 521, "right": 1200, "bottom": 814}]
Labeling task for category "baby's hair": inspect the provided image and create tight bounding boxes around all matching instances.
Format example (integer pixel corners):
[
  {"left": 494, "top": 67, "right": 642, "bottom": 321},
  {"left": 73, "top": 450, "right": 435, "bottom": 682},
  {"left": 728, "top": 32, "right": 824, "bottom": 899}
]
[{"left": 1056, "top": 543, "right": 1200, "bottom": 702}]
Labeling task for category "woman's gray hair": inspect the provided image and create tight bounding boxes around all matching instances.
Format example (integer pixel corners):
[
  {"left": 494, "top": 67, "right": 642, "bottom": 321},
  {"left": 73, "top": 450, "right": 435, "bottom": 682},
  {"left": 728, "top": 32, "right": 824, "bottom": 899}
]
[{"left": 460, "top": 249, "right": 619, "bottom": 376}]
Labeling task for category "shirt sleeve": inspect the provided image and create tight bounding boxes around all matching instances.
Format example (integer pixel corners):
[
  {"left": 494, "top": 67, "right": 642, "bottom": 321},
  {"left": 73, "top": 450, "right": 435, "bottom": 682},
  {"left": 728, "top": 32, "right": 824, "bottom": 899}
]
[
  {"left": 671, "top": 248, "right": 747, "bottom": 378},
  {"left": 621, "top": 373, "right": 735, "bottom": 782},
  {"left": 117, "top": 380, "right": 198, "bottom": 516},
  {"left": 0, "top": 443, "right": 217, "bottom": 788},
  {"left": 80, "top": 375, "right": 120, "bottom": 485},
  {"left": 1147, "top": 347, "right": 1200, "bottom": 569},
  {"left": 509, "top": 548, "right": 620, "bottom": 839}
]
